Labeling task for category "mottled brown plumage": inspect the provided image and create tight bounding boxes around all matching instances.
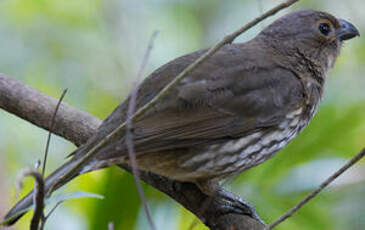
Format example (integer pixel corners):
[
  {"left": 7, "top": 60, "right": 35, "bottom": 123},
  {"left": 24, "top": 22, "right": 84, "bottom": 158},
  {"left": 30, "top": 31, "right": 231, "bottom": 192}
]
[{"left": 5, "top": 10, "right": 359, "bottom": 224}]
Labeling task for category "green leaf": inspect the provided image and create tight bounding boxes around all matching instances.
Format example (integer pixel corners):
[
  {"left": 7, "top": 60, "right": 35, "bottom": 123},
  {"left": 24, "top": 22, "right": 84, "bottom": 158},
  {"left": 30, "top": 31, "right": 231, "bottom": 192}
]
[{"left": 0, "top": 191, "right": 104, "bottom": 226}]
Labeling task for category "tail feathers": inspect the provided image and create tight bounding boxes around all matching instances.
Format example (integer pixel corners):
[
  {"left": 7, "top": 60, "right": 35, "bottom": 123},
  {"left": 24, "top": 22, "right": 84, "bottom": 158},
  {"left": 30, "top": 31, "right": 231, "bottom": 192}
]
[{"left": 3, "top": 157, "right": 85, "bottom": 226}]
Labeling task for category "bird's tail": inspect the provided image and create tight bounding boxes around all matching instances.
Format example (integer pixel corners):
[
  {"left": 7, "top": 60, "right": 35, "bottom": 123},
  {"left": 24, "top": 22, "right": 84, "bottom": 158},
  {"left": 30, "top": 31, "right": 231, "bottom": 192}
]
[{"left": 3, "top": 154, "right": 88, "bottom": 226}]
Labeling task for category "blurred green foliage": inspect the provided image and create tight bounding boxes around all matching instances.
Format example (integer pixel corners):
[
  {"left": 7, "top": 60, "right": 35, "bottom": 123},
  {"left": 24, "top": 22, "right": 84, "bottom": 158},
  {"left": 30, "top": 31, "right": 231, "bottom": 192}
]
[{"left": 0, "top": 0, "right": 364, "bottom": 230}]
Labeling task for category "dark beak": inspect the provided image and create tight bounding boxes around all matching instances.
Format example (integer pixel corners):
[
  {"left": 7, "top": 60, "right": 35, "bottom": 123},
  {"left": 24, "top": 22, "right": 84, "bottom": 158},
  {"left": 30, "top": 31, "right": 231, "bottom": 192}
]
[{"left": 337, "top": 19, "right": 360, "bottom": 41}]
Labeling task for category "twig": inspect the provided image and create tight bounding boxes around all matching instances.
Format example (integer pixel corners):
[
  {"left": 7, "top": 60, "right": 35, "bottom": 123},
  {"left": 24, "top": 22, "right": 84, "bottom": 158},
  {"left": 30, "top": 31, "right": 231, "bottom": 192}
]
[
  {"left": 126, "top": 30, "right": 159, "bottom": 230},
  {"left": 49, "top": 0, "right": 299, "bottom": 198},
  {"left": 268, "top": 148, "right": 365, "bottom": 229},
  {"left": 39, "top": 201, "right": 63, "bottom": 230},
  {"left": 20, "top": 169, "right": 45, "bottom": 230},
  {"left": 39, "top": 89, "right": 67, "bottom": 229},
  {"left": 42, "top": 89, "right": 68, "bottom": 176}
]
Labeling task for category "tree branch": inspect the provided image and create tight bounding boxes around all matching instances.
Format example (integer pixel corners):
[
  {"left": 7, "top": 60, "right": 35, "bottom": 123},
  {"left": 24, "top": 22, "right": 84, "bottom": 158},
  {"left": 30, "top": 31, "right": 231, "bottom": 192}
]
[
  {"left": 0, "top": 74, "right": 101, "bottom": 147},
  {"left": 19, "top": 169, "right": 45, "bottom": 230},
  {"left": 0, "top": 73, "right": 265, "bottom": 229}
]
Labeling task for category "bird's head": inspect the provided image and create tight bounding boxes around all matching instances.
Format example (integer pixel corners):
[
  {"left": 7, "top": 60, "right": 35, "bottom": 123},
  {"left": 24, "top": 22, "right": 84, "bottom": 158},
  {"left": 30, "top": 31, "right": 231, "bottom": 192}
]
[{"left": 257, "top": 10, "right": 359, "bottom": 72}]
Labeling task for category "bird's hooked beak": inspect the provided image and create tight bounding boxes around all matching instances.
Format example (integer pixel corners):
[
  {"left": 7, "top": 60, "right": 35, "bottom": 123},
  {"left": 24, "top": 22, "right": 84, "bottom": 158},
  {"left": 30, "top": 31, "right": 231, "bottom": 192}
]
[{"left": 337, "top": 19, "right": 360, "bottom": 41}]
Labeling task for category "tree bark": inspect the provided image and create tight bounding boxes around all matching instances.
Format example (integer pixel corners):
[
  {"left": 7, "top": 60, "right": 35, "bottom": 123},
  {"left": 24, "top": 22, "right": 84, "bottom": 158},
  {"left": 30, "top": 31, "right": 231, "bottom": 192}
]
[
  {"left": 0, "top": 73, "right": 265, "bottom": 230},
  {"left": 0, "top": 74, "right": 100, "bottom": 147}
]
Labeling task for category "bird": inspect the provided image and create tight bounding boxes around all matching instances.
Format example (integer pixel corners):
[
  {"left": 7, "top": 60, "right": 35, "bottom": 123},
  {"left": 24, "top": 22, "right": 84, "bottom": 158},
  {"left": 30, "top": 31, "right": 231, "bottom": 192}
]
[{"left": 4, "top": 10, "right": 359, "bottom": 226}]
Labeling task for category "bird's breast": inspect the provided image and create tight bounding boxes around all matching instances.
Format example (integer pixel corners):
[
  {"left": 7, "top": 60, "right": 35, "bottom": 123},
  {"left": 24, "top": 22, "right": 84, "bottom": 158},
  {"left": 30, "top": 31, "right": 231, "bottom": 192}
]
[{"left": 179, "top": 106, "right": 318, "bottom": 180}]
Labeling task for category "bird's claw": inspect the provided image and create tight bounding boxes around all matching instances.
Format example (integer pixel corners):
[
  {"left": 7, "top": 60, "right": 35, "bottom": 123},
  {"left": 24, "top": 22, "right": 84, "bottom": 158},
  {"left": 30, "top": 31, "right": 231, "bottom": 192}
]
[{"left": 215, "top": 188, "right": 266, "bottom": 225}]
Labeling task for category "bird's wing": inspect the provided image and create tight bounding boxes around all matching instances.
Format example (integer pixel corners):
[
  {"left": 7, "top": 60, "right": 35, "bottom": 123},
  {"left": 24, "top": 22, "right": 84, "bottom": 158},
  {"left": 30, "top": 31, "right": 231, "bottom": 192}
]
[
  {"left": 85, "top": 43, "right": 305, "bottom": 158},
  {"left": 131, "top": 68, "right": 304, "bottom": 153}
]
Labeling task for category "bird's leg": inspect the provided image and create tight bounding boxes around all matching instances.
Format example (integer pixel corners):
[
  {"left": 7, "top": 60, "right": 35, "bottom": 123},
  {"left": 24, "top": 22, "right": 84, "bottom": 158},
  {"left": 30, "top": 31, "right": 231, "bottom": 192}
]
[{"left": 196, "top": 180, "right": 265, "bottom": 225}]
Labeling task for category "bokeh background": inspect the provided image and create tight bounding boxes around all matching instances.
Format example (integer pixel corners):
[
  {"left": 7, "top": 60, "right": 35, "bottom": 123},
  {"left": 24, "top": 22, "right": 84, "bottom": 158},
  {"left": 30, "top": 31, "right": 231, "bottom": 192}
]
[{"left": 0, "top": 0, "right": 364, "bottom": 229}]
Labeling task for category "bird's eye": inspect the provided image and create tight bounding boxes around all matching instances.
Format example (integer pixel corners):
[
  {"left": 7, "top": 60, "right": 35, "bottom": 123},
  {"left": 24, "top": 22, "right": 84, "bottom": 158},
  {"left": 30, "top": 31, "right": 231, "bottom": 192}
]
[{"left": 318, "top": 23, "right": 331, "bottom": 36}]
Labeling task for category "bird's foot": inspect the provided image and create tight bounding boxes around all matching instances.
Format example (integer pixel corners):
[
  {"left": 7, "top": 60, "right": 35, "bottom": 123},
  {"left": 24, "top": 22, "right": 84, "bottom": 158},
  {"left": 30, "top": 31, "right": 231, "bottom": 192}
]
[
  {"left": 215, "top": 188, "right": 265, "bottom": 225},
  {"left": 196, "top": 180, "right": 265, "bottom": 225}
]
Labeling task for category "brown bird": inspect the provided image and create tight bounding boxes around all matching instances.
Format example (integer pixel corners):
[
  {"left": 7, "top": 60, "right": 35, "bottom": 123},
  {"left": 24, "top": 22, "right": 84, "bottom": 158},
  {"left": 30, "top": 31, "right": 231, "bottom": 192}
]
[{"left": 4, "top": 10, "right": 359, "bottom": 225}]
